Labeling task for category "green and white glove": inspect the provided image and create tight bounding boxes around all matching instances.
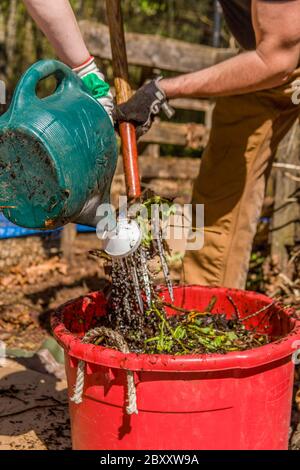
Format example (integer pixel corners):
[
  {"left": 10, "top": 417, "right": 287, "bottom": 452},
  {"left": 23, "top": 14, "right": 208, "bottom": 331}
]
[{"left": 73, "top": 56, "right": 114, "bottom": 124}]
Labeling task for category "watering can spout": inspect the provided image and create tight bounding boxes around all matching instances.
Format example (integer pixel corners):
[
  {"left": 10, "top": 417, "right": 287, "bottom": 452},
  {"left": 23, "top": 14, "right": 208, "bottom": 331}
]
[{"left": 0, "top": 60, "right": 118, "bottom": 231}]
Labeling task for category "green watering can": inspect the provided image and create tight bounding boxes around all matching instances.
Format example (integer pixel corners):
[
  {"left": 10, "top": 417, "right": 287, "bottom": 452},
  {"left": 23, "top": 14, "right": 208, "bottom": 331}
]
[{"left": 0, "top": 60, "right": 118, "bottom": 230}]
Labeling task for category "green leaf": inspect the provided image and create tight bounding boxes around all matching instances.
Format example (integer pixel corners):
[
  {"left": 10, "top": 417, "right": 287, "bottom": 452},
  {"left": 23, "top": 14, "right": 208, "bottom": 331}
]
[{"left": 227, "top": 332, "right": 238, "bottom": 341}]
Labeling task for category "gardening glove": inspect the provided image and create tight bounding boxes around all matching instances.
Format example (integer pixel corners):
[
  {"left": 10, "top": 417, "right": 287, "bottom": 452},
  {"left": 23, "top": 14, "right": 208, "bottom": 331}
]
[
  {"left": 113, "top": 77, "right": 175, "bottom": 138},
  {"left": 73, "top": 56, "right": 114, "bottom": 124}
]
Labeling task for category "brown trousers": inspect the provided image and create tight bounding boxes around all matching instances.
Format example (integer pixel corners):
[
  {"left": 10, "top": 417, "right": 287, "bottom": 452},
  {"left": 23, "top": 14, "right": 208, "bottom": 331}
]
[{"left": 183, "top": 73, "right": 300, "bottom": 289}]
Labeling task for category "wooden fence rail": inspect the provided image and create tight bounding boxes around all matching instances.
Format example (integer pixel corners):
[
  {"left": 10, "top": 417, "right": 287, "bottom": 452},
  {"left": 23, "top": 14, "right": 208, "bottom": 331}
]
[{"left": 79, "top": 21, "right": 235, "bottom": 74}]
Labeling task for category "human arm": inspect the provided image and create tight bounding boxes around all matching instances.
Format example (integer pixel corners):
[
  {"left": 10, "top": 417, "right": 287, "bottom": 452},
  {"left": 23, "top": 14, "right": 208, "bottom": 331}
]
[
  {"left": 23, "top": 0, "right": 89, "bottom": 67},
  {"left": 115, "top": 0, "right": 300, "bottom": 134},
  {"left": 23, "top": 0, "right": 113, "bottom": 120},
  {"left": 160, "top": 0, "right": 300, "bottom": 98}
]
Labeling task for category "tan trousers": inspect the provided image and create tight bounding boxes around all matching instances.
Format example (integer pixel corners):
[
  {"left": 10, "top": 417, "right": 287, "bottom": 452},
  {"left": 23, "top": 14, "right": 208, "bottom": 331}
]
[{"left": 183, "top": 73, "right": 300, "bottom": 289}]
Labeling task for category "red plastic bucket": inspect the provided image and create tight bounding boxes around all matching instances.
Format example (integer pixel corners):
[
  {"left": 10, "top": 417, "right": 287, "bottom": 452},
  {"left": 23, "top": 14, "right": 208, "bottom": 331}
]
[{"left": 51, "top": 286, "right": 300, "bottom": 450}]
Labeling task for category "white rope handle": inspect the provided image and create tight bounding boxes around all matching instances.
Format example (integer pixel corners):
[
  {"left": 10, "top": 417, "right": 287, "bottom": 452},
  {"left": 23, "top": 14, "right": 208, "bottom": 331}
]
[{"left": 70, "top": 327, "right": 138, "bottom": 415}]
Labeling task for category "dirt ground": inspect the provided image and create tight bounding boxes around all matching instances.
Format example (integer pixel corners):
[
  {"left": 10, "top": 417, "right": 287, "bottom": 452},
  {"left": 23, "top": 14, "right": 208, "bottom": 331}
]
[
  {"left": 0, "top": 232, "right": 299, "bottom": 450},
  {"left": 0, "top": 359, "right": 70, "bottom": 450}
]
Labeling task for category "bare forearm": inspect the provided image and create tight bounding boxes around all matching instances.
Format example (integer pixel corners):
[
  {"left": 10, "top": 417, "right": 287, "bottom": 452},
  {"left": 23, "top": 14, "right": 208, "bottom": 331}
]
[
  {"left": 23, "top": 0, "right": 89, "bottom": 67},
  {"left": 160, "top": 49, "right": 296, "bottom": 99}
]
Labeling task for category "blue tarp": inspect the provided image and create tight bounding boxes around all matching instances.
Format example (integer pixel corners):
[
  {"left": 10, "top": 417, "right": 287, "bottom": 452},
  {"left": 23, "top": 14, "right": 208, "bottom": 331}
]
[{"left": 0, "top": 214, "right": 95, "bottom": 239}]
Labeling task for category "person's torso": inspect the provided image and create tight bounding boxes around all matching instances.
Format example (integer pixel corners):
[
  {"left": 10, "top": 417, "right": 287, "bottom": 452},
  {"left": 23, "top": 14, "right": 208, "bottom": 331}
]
[{"left": 218, "top": 0, "right": 255, "bottom": 50}]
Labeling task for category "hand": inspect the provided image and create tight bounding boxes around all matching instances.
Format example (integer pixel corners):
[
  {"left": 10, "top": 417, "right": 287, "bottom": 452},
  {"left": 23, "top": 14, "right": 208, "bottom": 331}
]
[
  {"left": 73, "top": 56, "right": 114, "bottom": 124},
  {"left": 113, "top": 77, "right": 175, "bottom": 138}
]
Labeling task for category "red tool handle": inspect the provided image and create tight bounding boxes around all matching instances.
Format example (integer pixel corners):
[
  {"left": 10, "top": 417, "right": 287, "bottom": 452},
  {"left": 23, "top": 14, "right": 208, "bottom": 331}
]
[{"left": 106, "top": 0, "right": 141, "bottom": 200}]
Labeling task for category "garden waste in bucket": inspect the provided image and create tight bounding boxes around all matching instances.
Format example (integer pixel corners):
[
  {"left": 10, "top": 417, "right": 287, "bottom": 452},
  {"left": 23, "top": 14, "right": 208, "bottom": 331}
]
[
  {"left": 52, "top": 285, "right": 300, "bottom": 450},
  {"left": 0, "top": 60, "right": 118, "bottom": 230}
]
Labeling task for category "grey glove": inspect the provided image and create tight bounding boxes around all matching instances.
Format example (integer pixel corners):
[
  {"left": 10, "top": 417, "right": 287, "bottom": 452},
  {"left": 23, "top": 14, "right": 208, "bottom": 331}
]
[{"left": 113, "top": 77, "right": 175, "bottom": 138}]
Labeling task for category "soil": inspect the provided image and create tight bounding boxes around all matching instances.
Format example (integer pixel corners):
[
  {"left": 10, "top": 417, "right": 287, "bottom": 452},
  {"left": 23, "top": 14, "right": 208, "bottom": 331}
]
[
  {"left": 98, "top": 298, "right": 271, "bottom": 355},
  {"left": 0, "top": 359, "right": 70, "bottom": 450}
]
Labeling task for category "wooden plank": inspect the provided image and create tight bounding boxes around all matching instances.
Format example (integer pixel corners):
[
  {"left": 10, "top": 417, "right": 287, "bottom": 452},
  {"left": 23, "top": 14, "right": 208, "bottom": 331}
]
[
  {"left": 142, "top": 156, "right": 200, "bottom": 179},
  {"left": 205, "top": 102, "right": 216, "bottom": 129},
  {"left": 116, "top": 156, "right": 200, "bottom": 179},
  {"left": 111, "top": 173, "right": 192, "bottom": 204},
  {"left": 139, "top": 121, "right": 208, "bottom": 148},
  {"left": 143, "top": 178, "right": 193, "bottom": 203},
  {"left": 116, "top": 155, "right": 290, "bottom": 182},
  {"left": 271, "top": 122, "right": 300, "bottom": 270},
  {"left": 142, "top": 144, "right": 160, "bottom": 158},
  {"left": 170, "top": 98, "right": 211, "bottom": 112},
  {"left": 113, "top": 157, "right": 279, "bottom": 210},
  {"left": 79, "top": 21, "right": 235, "bottom": 74}
]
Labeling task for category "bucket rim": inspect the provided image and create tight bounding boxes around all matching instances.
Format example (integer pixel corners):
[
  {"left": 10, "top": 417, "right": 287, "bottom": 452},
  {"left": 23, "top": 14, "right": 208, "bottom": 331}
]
[{"left": 51, "top": 286, "right": 300, "bottom": 373}]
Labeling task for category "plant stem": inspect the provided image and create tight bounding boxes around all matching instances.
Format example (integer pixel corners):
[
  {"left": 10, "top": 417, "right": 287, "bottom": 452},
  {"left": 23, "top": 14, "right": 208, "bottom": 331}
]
[
  {"left": 152, "top": 304, "right": 190, "bottom": 353},
  {"left": 205, "top": 296, "right": 217, "bottom": 312},
  {"left": 162, "top": 301, "right": 192, "bottom": 314},
  {"left": 242, "top": 301, "right": 276, "bottom": 322},
  {"left": 227, "top": 295, "right": 241, "bottom": 319}
]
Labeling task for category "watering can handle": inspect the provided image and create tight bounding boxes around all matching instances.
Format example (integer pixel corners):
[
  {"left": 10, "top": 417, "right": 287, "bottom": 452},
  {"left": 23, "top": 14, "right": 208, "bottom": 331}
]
[
  {"left": 12, "top": 60, "right": 76, "bottom": 107},
  {"left": 106, "top": 0, "right": 141, "bottom": 200}
]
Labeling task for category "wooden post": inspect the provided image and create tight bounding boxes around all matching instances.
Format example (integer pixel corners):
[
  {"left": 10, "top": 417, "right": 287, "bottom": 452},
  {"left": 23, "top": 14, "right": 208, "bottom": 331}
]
[
  {"left": 271, "top": 121, "right": 300, "bottom": 271},
  {"left": 61, "top": 224, "right": 77, "bottom": 266},
  {"left": 205, "top": 102, "right": 215, "bottom": 130}
]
